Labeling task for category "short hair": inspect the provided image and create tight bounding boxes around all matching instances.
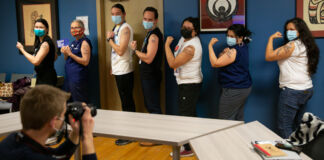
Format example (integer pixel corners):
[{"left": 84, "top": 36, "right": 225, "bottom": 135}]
[
  {"left": 143, "top": 7, "right": 158, "bottom": 19},
  {"left": 112, "top": 3, "right": 125, "bottom": 14},
  {"left": 181, "top": 17, "right": 200, "bottom": 35},
  {"left": 72, "top": 19, "right": 85, "bottom": 29},
  {"left": 20, "top": 85, "right": 70, "bottom": 130}
]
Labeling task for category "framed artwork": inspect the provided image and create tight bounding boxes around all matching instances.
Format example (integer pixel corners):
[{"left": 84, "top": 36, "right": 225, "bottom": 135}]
[
  {"left": 16, "top": 0, "right": 59, "bottom": 53},
  {"left": 199, "top": 0, "right": 246, "bottom": 32},
  {"left": 297, "top": 0, "right": 324, "bottom": 37}
]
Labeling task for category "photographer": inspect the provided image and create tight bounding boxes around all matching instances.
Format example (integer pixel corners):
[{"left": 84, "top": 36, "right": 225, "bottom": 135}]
[{"left": 0, "top": 85, "right": 97, "bottom": 160}]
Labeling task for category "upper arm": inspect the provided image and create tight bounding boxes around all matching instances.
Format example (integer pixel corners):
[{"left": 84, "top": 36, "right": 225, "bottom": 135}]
[
  {"left": 34, "top": 42, "right": 50, "bottom": 66},
  {"left": 81, "top": 40, "right": 91, "bottom": 66},
  {"left": 118, "top": 27, "right": 131, "bottom": 55},
  {"left": 266, "top": 42, "right": 295, "bottom": 61},
  {"left": 145, "top": 34, "right": 159, "bottom": 64},
  {"left": 171, "top": 45, "right": 195, "bottom": 69},
  {"left": 214, "top": 48, "right": 237, "bottom": 67}
]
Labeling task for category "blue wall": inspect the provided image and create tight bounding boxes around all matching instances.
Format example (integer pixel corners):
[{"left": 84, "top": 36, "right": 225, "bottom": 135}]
[
  {"left": 164, "top": 0, "right": 324, "bottom": 132},
  {"left": 0, "top": 0, "right": 100, "bottom": 106}
]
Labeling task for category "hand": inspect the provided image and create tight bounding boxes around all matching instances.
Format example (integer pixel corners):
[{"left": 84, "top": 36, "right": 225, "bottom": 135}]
[
  {"left": 130, "top": 41, "right": 137, "bottom": 50},
  {"left": 165, "top": 36, "right": 174, "bottom": 45},
  {"left": 16, "top": 42, "right": 24, "bottom": 50},
  {"left": 270, "top": 31, "right": 282, "bottom": 39},
  {"left": 209, "top": 38, "right": 219, "bottom": 46},
  {"left": 61, "top": 46, "right": 70, "bottom": 56},
  {"left": 106, "top": 31, "right": 114, "bottom": 39},
  {"left": 81, "top": 105, "right": 94, "bottom": 138}
]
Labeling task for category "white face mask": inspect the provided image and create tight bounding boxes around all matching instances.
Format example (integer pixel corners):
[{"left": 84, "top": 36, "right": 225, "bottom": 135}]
[{"left": 46, "top": 119, "right": 67, "bottom": 146}]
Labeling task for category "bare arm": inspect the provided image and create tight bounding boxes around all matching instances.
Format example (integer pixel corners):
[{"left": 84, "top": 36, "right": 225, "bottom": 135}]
[
  {"left": 265, "top": 32, "right": 295, "bottom": 61},
  {"left": 208, "top": 38, "right": 236, "bottom": 68},
  {"left": 16, "top": 41, "right": 49, "bottom": 66},
  {"left": 67, "top": 41, "right": 91, "bottom": 66},
  {"left": 165, "top": 36, "right": 194, "bottom": 69},
  {"left": 108, "top": 27, "right": 130, "bottom": 56},
  {"left": 134, "top": 34, "right": 159, "bottom": 64}
]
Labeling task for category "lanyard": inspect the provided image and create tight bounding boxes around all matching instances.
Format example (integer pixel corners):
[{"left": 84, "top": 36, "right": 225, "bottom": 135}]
[
  {"left": 141, "top": 30, "right": 153, "bottom": 52},
  {"left": 113, "top": 21, "right": 126, "bottom": 37}
]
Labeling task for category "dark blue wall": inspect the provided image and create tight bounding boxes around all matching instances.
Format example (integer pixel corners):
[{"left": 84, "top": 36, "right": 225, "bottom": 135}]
[
  {"left": 0, "top": 0, "right": 100, "bottom": 106},
  {"left": 164, "top": 0, "right": 324, "bottom": 131}
]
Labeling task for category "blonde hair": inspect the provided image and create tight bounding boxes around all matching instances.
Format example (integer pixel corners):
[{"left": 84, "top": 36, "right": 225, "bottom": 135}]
[{"left": 20, "top": 85, "right": 70, "bottom": 130}]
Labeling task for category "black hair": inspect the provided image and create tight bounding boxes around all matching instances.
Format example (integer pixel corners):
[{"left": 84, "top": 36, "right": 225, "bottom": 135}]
[
  {"left": 227, "top": 24, "right": 252, "bottom": 44},
  {"left": 181, "top": 17, "right": 200, "bottom": 35},
  {"left": 112, "top": 3, "right": 125, "bottom": 14},
  {"left": 34, "top": 18, "right": 49, "bottom": 49},
  {"left": 143, "top": 7, "right": 158, "bottom": 19},
  {"left": 284, "top": 17, "right": 319, "bottom": 76}
]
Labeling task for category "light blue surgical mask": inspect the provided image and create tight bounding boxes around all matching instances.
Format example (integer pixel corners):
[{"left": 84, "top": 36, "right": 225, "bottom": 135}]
[
  {"left": 111, "top": 16, "right": 122, "bottom": 24},
  {"left": 34, "top": 29, "right": 45, "bottom": 37},
  {"left": 287, "top": 30, "right": 298, "bottom": 41},
  {"left": 143, "top": 21, "right": 154, "bottom": 30},
  {"left": 227, "top": 37, "right": 237, "bottom": 46}
]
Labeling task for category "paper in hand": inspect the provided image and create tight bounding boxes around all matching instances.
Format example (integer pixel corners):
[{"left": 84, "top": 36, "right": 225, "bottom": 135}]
[{"left": 57, "top": 39, "right": 69, "bottom": 48}]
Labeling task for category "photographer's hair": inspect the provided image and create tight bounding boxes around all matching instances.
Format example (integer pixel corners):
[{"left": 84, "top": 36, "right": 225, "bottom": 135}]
[
  {"left": 112, "top": 3, "right": 125, "bottom": 14},
  {"left": 34, "top": 18, "right": 49, "bottom": 49},
  {"left": 181, "top": 17, "right": 200, "bottom": 35},
  {"left": 284, "top": 17, "right": 319, "bottom": 75},
  {"left": 227, "top": 24, "right": 252, "bottom": 44},
  {"left": 72, "top": 19, "right": 85, "bottom": 29},
  {"left": 143, "top": 7, "right": 158, "bottom": 19},
  {"left": 20, "top": 85, "right": 70, "bottom": 130}
]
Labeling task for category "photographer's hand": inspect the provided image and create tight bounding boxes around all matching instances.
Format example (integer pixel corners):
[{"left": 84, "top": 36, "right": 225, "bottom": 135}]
[
  {"left": 68, "top": 114, "right": 80, "bottom": 145},
  {"left": 81, "top": 106, "right": 95, "bottom": 155}
]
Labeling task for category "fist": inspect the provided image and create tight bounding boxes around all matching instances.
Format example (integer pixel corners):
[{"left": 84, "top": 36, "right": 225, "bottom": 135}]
[
  {"left": 271, "top": 31, "right": 282, "bottom": 39},
  {"left": 166, "top": 36, "right": 174, "bottom": 45},
  {"left": 61, "top": 46, "right": 70, "bottom": 56},
  {"left": 209, "top": 38, "right": 219, "bottom": 45},
  {"left": 130, "top": 41, "right": 137, "bottom": 50},
  {"left": 107, "top": 31, "right": 114, "bottom": 39},
  {"left": 16, "top": 42, "right": 24, "bottom": 50}
]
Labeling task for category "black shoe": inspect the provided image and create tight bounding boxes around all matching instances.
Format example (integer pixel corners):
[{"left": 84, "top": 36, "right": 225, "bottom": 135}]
[{"left": 115, "top": 139, "right": 132, "bottom": 146}]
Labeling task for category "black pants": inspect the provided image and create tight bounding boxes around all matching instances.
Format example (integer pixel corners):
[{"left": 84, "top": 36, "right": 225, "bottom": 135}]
[
  {"left": 115, "top": 72, "right": 135, "bottom": 112},
  {"left": 178, "top": 83, "right": 202, "bottom": 117},
  {"left": 178, "top": 83, "right": 202, "bottom": 151},
  {"left": 141, "top": 77, "right": 161, "bottom": 114}
]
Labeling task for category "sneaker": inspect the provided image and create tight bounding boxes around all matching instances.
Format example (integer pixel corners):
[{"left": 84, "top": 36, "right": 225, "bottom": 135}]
[
  {"left": 170, "top": 146, "right": 194, "bottom": 157},
  {"left": 115, "top": 139, "right": 132, "bottom": 146}
]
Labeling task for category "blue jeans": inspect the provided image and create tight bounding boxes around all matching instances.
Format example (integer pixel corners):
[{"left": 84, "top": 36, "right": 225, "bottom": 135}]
[{"left": 277, "top": 87, "right": 313, "bottom": 138}]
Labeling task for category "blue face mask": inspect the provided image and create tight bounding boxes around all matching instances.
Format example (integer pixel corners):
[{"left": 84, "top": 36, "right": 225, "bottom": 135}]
[
  {"left": 111, "top": 16, "right": 122, "bottom": 24},
  {"left": 34, "top": 29, "right": 45, "bottom": 37},
  {"left": 227, "top": 37, "right": 237, "bottom": 46},
  {"left": 287, "top": 30, "right": 298, "bottom": 41},
  {"left": 143, "top": 21, "right": 154, "bottom": 30}
]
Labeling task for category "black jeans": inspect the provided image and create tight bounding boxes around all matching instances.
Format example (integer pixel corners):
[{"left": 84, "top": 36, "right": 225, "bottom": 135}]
[
  {"left": 178, "top": 83, "right": 202, "bottom": 117},
  {"left": 178, "top": 83, "right": 202, "bottom": 151},
  {"left": 115, "top": 72, "right": 135, "bottom": 112},
  {"left": 141, "top": 77, "right": 162, "bottom": 114}
]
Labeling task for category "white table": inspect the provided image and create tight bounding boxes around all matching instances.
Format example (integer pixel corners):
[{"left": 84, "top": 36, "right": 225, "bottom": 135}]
[
  {"left": 93, "top": 109, "right": 243, "bottom": 160},
  {"left": 190, "top": 121, "right": 311, "bottom": 160},
  {"left": 0, "top": 110, "right": 244, "bottom": 160}
]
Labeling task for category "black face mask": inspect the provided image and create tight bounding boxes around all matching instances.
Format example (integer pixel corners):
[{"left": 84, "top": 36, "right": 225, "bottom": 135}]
[{"left": 181, "top": 28, "right": 193, "bottom": 39}]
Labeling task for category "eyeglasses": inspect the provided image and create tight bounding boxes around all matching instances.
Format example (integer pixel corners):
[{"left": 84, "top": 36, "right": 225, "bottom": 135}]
[{"left": 71, "top": 27, "right": 82, "bottom": 29}]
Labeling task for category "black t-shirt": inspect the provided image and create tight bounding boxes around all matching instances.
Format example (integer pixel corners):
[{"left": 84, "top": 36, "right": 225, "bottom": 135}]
[
  {"left": 140, "top": 27, "right": 164, "bottom": 80},
  {"left": 0, "top": 132, "right": 97, "bottom": 160},
  {"left": 33, "top": 36, "right": 57, "bottom": 86}
]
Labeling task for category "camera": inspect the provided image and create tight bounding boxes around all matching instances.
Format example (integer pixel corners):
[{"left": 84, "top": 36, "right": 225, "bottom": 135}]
[{"left": 65, "top": 101, "right": 97, "bottom": 124}]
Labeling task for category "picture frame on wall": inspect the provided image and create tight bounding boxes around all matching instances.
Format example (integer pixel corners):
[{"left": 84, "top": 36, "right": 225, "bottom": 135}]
[
  {"left": 16, "top": 0, "right": 59, "bottom": 53},
  {"left": 296, "top": 0, "right": 324, "bottom": 37},
  {"left": 199, "top": 0, "right": 246, "bottom": 32}
]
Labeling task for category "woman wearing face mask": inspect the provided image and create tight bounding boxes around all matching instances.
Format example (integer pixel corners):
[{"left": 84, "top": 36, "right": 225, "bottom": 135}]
[
  {"left": 61, "top": 20, "right": 92, "bottom": 103},
  {"left": 265, "top": 17, "right": 319, "bottom": 138},
  {"left": 165, "top": 17, "right": 202, "bottom": 157},
  {"left": 16, "top": 18, "right": 57, "bottom": 86},
  {"left": 209, "top": 24, "right": 252, "bottom": 121}
]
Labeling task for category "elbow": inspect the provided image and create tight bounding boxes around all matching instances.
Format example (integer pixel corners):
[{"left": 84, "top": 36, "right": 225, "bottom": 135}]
[
  {"left": 33, "top": 60, "right": 41, "bottom": 66},
  {"left": 168, "top": 63, "right": 177, "bottom": 69},
  {"left": 265, "top": 56, "right": 274, "bottom": 62},
  {"left": 144, "top": 58, "right": 153, "bottom": 64}
]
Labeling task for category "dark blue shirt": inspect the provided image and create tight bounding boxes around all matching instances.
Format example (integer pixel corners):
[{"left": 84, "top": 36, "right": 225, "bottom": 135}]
[
  {"left": 65, "top": 37, "right": 92, "bottom": 83},
  {"left": 0, "top": 132, "right": 97, "bottom": 160},
  {"left": 218, "top": 44, "right": 252, "bottom": 88}
]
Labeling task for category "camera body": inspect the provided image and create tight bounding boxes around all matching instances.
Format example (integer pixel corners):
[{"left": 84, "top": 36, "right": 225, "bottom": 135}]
[{"left": 65, "top": 101, "right": 97, "bottom": 124}]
